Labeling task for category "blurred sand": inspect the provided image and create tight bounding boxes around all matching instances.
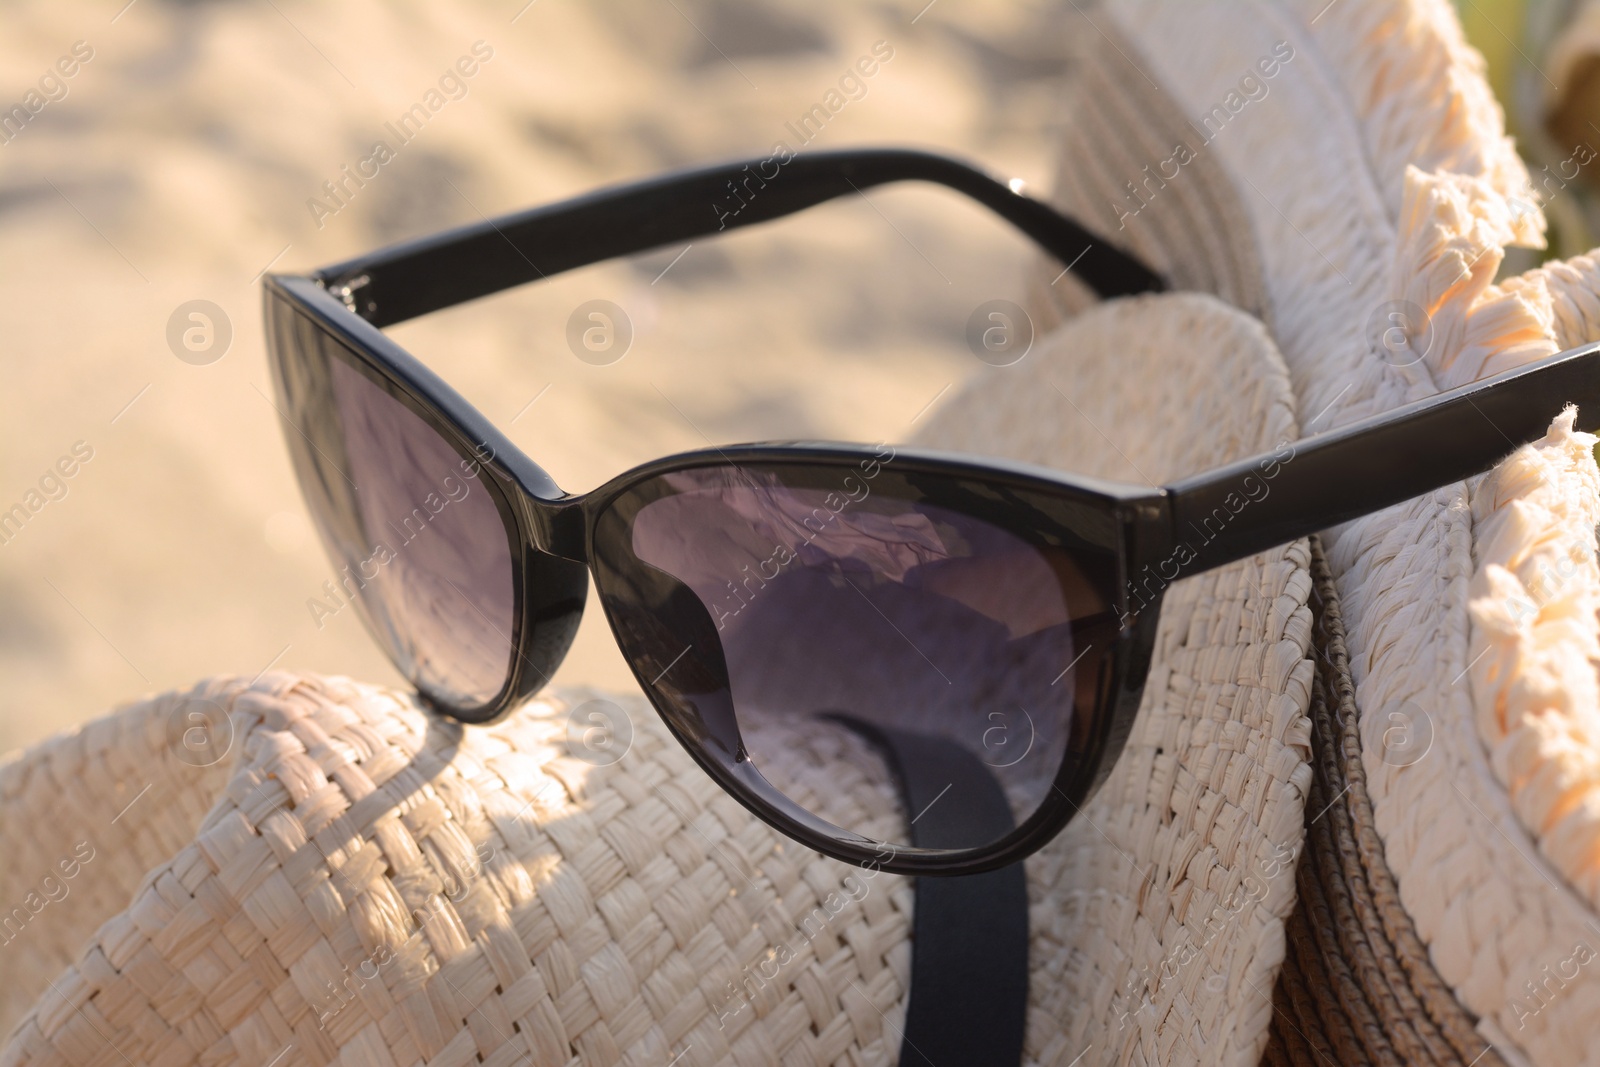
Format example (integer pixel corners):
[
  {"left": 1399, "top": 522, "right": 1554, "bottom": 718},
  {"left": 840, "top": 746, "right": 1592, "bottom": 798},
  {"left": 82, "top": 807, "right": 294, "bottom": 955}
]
[{"left": 0, "top": 0, "right": 1083, "bottom": 752}]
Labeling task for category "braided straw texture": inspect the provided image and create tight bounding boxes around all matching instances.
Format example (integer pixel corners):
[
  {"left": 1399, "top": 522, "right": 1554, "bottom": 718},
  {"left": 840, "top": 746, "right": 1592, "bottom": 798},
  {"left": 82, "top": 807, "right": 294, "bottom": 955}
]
[
  {"left": 1264, "top": 539, "right": 1505, "bottom": 1067},
  {"left": 1507, "top": 252, "right": 1600, "bottom": 351},
  {"left": 918, "top": 292, "right": 1314, "bottom": 1067},
  {"left": 0, "top": 675, "right": 917, "bottom": 1067},
  {"left": 1033, "top": 15, "right": 1269, "bottom": 333},
  {"left": 1049, "top": 3, "right": 1600, "bottom": 1063}
]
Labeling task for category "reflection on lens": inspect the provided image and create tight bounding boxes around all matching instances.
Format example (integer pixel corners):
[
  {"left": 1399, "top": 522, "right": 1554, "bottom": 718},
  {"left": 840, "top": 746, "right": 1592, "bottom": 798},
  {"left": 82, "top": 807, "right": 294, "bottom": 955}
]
[
  {"left": 603, "top": 460, "right": 1118, "bottom": 851},
  {"left": 266, "top": 295, "right": 517, "bottom": 708}
]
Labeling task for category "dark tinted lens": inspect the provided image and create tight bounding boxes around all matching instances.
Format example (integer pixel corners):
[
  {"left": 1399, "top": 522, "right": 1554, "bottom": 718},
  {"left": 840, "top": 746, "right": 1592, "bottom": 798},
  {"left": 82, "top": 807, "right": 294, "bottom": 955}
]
[
  {"left": 596, "top": 460, "right": 1119, "bottom": 851},
  {"left": 266, "top": 293, "right": 517, "bottom": 709}
]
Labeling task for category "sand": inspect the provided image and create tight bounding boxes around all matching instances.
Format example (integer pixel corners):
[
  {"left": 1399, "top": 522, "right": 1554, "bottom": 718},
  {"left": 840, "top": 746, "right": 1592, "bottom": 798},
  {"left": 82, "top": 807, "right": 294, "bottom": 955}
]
[{"left": 0, "top": 0, "right": 1085, "bottom": 752}]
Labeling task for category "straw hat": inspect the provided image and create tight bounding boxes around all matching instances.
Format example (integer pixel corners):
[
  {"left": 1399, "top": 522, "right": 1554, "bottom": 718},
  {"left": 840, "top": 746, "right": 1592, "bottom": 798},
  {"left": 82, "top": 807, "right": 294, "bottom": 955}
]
[
  {"left": 1036, "top": 2, "right": 1600, "bottom": 1064},
  {"left": 0, "top": 284, "right": 1319, "bottom": 1067}
]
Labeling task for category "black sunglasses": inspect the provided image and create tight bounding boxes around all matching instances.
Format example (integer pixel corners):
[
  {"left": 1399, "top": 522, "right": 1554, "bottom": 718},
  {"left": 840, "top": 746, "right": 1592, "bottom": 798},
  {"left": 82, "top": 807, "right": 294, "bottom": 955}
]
[{"left": 263, "top": 148, "right": 1600, "bottom": 876}]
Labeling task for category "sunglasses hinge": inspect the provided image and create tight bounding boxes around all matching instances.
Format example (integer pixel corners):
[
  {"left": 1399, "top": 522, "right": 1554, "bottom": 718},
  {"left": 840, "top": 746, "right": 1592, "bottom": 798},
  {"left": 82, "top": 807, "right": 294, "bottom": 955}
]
[
  {"left": 1115, "top": 492, "right": 1176, "bottom": 622},
  {"left": 324, "top": 272, "right": 375, "bottom": 320}
]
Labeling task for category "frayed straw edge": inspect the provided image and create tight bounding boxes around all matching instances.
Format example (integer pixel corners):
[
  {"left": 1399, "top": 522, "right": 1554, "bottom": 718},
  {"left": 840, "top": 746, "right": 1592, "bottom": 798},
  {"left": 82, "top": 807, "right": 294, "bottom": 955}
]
[
  {"left": 1291, "top": 0, "right": 1545, "bottom": 248},
  {"left": 1388, "top": 166, "right": 1558, "bottom": 386},
  {"left": 1468, "top": 409, "right": 1600, "bottom": 903}
]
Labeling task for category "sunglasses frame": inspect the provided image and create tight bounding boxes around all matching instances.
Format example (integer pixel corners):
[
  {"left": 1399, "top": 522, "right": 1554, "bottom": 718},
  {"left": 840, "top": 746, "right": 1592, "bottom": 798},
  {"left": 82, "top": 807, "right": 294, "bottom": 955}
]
[
  {"left": 266, "top": 148, "right": 1600, "bottom": 875},
  {"left": 267, "top": 270, "right": 1168, "bottom": 876}
]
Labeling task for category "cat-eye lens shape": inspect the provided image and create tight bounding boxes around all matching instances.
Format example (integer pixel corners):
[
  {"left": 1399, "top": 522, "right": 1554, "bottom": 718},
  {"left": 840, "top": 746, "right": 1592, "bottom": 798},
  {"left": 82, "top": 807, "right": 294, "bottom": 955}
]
[{"left": 264, "top": 149, "right": 1600, "bottom": 875}]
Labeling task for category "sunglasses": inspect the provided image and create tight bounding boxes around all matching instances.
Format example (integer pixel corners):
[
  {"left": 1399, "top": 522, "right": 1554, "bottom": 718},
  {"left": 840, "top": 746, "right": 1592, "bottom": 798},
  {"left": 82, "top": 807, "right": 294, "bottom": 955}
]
[{"left": 263, "top": 148, "right": 1600, "bottom": 876}]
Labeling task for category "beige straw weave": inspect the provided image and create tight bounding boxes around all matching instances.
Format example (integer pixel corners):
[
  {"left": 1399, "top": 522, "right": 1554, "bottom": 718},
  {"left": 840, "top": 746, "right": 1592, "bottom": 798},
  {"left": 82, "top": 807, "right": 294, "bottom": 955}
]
[{"left": 0, "top": 674, "right": 917, "bottom": 1067}]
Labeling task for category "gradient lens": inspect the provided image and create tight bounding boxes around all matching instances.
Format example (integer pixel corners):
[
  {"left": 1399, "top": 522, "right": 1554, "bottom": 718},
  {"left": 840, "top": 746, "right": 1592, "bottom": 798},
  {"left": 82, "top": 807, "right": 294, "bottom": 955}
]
[
  {"left": 265, "top": 294, "right": 517, "bottom": 709},
  {"left": 594, "top": 459, "right": 1119, "bottom": 851}
]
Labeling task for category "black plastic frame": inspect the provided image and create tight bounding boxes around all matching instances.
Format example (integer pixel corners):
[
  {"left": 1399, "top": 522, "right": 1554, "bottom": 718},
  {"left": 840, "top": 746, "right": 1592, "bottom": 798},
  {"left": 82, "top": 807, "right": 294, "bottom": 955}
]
[{"left": 264, "top": 148, "right": 1600, "bottom": 875}]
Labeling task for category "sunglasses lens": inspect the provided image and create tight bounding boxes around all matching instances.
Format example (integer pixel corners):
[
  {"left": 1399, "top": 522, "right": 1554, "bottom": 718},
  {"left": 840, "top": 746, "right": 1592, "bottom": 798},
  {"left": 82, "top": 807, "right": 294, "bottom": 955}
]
[
  {"left": 265, "top": 293, "right": 518, "bottom": 710},
  {"left": 596, "top": 460, "right": 1120, "bottom": 853}
]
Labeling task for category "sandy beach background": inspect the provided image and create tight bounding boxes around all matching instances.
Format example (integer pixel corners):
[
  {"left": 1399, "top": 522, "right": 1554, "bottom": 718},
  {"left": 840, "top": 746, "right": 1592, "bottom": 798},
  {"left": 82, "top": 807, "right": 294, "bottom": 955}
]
[{"left": 0, "top": 0, "right": 1089, "bottom": 752}]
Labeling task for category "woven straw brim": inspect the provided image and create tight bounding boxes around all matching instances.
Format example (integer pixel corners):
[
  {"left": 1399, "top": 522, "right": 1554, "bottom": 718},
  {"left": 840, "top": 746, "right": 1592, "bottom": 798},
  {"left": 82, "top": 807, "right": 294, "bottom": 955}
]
[
  {"left": 1264, "top": 538, "right": 1504, "bottom": 1067},
  {"left": 0, "top": 675, "right": 921, "bottom": 1067},
  {"left": 1028, "top": 12, "right": 1268, "bottom": 334}
]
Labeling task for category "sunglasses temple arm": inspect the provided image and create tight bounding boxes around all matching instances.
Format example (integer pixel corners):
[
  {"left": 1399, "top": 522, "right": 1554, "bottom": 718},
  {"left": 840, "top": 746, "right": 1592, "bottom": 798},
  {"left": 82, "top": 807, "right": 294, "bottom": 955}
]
[
  {"left": 313, "top": 149, "right": 1163, "bottom": 328},
  {"left": 1160, "top": 343, "right": 1600, "bottom": 579}
]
